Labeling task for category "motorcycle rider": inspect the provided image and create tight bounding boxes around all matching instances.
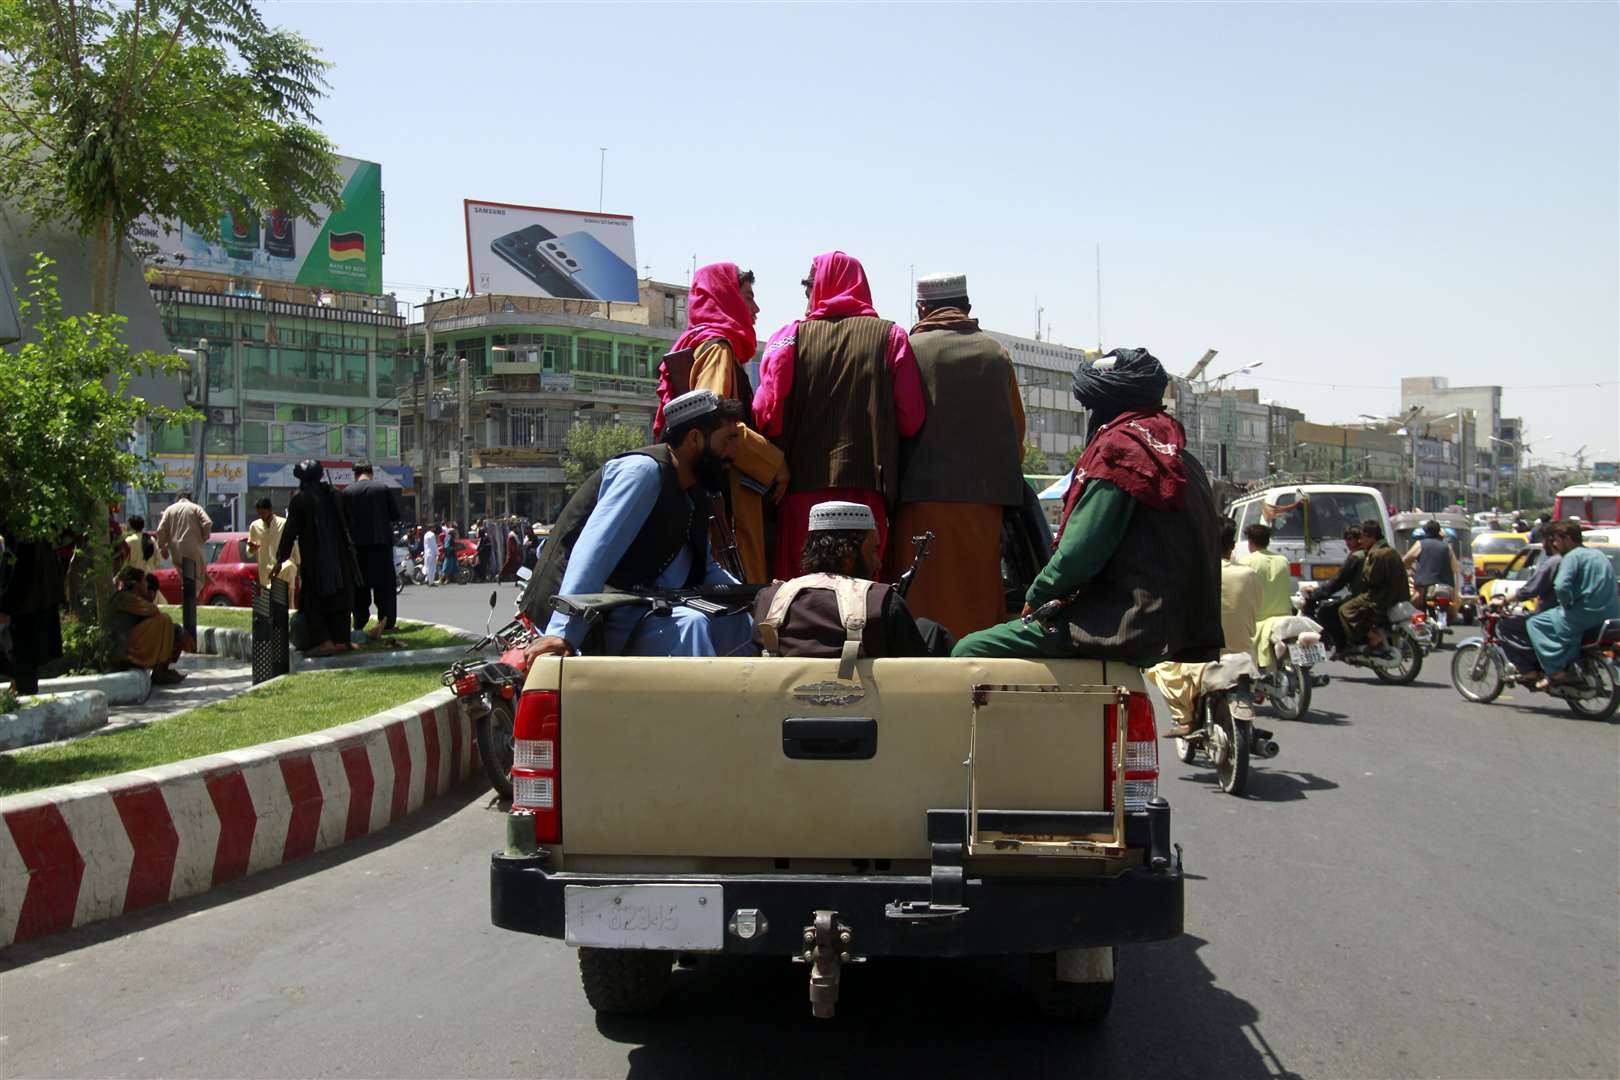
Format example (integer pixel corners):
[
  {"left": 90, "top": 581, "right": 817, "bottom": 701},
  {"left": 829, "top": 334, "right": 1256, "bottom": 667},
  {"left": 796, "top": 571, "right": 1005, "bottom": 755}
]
[
  {"left": 1302, "top": 525, "right": 1365, "bottom": 653},
  {"left": 1494, "top": 536, "right": 1561, "bottom": 680},
  {"left": 1241, "top": 523, "right": 1293, "bottom": 666},
  {"left": 1403, "top": 519, "right": 1460, "bottom": 608},
  {"left": 1338, "top": 520, "right": 1408, "bottom": 652}
]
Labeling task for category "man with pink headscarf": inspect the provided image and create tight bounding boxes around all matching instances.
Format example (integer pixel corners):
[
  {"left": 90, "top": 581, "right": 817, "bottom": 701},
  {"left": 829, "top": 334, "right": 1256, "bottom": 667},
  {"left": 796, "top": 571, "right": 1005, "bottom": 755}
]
[
  {"left": 753, "top": 251, "right": 926, "bottom": 580},
  {"left": 655, "top": 262, "right": 787, "bottom": 583}
]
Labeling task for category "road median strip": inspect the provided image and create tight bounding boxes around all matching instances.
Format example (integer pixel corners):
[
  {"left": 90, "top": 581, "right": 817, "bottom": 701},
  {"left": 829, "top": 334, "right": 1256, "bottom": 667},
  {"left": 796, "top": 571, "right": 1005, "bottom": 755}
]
[{"left": 0, "top": 673, "right": 480, "bottom": 948}]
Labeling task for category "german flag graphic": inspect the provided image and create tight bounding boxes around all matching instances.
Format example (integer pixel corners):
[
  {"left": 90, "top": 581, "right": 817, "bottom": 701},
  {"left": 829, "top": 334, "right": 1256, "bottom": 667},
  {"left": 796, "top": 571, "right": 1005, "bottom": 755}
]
[{"left": 329, "top": 231, "right": 366, "bottom": 262}]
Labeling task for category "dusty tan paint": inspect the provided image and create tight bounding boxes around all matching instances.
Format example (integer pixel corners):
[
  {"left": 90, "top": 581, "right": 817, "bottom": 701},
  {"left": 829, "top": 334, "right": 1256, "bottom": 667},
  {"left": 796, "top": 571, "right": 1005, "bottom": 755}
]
[{"left": 521, "top": 655, "right": 1144, "bottom": 863}]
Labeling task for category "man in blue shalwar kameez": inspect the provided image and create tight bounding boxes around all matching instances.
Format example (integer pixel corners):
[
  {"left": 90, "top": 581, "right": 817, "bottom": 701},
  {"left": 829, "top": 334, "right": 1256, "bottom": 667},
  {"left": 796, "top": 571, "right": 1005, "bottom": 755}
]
[
  {"left": 519, "top": 389, "right": 753, "bottom": 658},
  {"left": 1527, "top": 521, "right": 1620, "bottom": 688}
]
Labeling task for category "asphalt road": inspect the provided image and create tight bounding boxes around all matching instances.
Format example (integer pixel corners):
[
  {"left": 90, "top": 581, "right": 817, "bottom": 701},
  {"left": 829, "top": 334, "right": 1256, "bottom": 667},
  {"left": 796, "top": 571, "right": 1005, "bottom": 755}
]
[{"left": 4, "top": 591, "right": 1617, "bottom": 1079}]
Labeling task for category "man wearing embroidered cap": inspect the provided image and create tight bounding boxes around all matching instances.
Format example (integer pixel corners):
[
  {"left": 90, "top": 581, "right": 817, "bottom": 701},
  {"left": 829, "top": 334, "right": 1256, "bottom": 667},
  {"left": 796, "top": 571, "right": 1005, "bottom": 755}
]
[
  {"left": 654, "top": 263, "right": 788, "bottom": 583},
  {"left": 752, "top": 251, "right": 926, "bottom": 579},
  {"left": 519, "top": 389, "right": 753, "bottom": 658},
  {"left": 886, "top": 272, "right": 1026, "bottom": 639},
  {"left": 752, "top": 500, "right": 934, "bottom": 666},
  {"left": 952, "top": 348, "right": 1223, "bottom": 665}
]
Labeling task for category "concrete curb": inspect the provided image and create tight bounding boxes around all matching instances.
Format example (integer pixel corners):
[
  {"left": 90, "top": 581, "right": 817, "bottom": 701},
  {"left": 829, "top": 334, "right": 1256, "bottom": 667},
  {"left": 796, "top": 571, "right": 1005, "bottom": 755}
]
[
  {"left": 33, "top": 670, "right": 153, "bottom": 706},
  {"left": 191, "top": 620, "right": 477, "bottom": 667},
  {"left": 0, "top": 692, "right": 110, "bottom": 752},
  {"left": 0, "top": 686, "right": 479, "bottom": 947}
]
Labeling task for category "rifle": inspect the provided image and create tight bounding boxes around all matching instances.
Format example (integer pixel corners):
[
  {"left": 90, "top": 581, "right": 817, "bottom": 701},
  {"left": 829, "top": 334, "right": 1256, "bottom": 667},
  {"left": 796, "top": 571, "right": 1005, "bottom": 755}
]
[
  {"left": 706, "top": 491, "right": 746, "bottom": 582},
  {"left": 894, "top": 531, "right": 935, "bottom": 599},
  {"left": 1023, "top": 590, "right": 1081, "bottom": 635}
]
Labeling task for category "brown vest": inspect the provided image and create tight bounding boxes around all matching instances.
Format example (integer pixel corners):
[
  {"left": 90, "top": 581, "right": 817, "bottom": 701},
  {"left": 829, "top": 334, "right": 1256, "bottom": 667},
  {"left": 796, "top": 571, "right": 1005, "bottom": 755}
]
[
  {"left": 902, "top": 327, "right": 1023, "bottom": 505},
  {"left": 777, "top": 316, "right": 899, "bottom": 502},
  {"left": 750, "top": 578, "right": 897, "bottom": 659}
]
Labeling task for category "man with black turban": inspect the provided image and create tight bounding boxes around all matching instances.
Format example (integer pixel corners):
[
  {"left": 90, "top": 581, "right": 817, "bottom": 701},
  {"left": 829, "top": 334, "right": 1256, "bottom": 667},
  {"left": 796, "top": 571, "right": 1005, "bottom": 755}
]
[
  {"left": 952, "top": 348, "right": 1223, "bottom": 665},
  {"left": 274, "top": 460, "right": 360, "bottom": 655}
]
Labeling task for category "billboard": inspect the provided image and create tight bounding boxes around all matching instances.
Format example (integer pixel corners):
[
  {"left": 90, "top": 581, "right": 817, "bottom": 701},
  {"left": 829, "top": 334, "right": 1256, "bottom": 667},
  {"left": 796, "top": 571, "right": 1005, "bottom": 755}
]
[
  {"left": 464, "top": 200, "right": 638, "bottom": 302},
  {"left": 134, "top": 156, "right": 384, "bottom": 294}
]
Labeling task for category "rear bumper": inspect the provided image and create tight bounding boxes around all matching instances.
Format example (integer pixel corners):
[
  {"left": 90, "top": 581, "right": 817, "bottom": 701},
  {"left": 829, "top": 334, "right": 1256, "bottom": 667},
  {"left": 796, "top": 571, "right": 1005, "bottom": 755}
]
[{"left": 491, "top": 811, "right": 1184, "bottom": 958}]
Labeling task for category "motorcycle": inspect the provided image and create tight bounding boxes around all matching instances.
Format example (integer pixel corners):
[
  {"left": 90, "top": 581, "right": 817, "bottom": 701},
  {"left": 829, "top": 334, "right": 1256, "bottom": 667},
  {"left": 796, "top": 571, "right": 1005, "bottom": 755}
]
[
  {"left": 1300, "top": 592, "right": 1425, "bottom": 684},
  {"left": 394, "top": 544, "right": 412, "bottom": 595},
  {"left": 1450, "top": 607, "right": 1620, "bottom": 721},
  {"left": 1174, "top": 653, "right": 1280, "bottom": 797},
  {"left": 1414, "top": 584, "right": 1455, "bottom": 653},
  {"left": 442, "top": 590, "right": 539, "bottom": 799},
  {"left": 1254, "top": 614, "right": 1330, "bottom": 721}
]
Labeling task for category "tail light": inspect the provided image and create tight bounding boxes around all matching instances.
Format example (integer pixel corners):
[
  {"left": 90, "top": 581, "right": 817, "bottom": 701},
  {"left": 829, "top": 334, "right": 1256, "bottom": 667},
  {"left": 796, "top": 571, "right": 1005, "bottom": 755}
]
[
  {"left": 1412, "top": 611, "right": 1427, "bottom": 626},
  {"left": 1104, "top": 692, "right": 1158, "bottom": 812},
  {"left": 1432, "top": 595, "right": 1451, "bottom": 607},
  {"left": 510, "top": 688, "right": 560, "bottom": 843},
  {"left": 1289, "top": 563, "right": 1302, "bottom": 578},
  {"left": 453, "top": 674, "right": 481, "bottom": 696}
]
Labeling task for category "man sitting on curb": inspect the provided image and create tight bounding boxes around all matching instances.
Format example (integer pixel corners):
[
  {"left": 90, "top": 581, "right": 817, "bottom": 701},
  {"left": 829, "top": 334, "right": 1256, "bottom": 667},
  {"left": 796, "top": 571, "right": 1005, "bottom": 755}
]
[{"left": 111, "top": 566, "right": 194, "bottom": 685}]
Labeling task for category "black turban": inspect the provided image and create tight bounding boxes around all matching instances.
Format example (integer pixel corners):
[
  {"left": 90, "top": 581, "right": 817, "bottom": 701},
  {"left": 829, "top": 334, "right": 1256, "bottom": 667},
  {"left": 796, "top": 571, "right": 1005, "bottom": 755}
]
[{"left": 1072, "top": 347, "right": 1170, "bottom": 442}]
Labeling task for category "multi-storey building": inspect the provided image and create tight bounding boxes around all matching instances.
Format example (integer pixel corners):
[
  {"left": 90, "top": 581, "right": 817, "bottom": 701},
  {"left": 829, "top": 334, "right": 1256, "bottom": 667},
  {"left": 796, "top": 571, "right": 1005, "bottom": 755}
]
[
  {"left": 143, "top": 266, "right": 410, "bottom": 529},
  {"left": 399, "top": 280, "right": 690, "bottom": 523}
]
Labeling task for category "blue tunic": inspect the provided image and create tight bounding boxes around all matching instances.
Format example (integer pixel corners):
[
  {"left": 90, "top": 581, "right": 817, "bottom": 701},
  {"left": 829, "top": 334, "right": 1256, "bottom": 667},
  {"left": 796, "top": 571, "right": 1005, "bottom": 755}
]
[
  {"left": 1527, "top": 546, "right": 1620, "bottom": 673},
  {"left": 542, "top": 455, "right": 752, "bottom": 657}
]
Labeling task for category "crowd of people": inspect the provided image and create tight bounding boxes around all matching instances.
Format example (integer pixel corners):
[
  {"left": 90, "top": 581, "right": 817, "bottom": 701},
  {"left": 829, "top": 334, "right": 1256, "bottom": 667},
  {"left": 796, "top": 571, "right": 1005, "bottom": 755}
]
[{"left": 400, "top": 515, "right": 545, "bottom": 587}]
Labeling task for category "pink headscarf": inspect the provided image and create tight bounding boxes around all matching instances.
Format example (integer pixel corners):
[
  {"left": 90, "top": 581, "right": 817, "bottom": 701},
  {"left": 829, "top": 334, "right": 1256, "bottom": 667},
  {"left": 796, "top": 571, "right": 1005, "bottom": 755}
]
[
  {"left": 655, "top": 261, "right": 757, "bottom": 437},
  {"left": 805, "top": 251, "right": 879, "bottom": 320}
]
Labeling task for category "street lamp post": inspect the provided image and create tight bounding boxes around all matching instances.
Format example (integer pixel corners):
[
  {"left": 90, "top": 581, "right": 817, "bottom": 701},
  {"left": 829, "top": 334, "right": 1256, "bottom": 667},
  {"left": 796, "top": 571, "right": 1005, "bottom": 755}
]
[{"left": 1185, "top": 360, "right": 1264, "bottom": 478}]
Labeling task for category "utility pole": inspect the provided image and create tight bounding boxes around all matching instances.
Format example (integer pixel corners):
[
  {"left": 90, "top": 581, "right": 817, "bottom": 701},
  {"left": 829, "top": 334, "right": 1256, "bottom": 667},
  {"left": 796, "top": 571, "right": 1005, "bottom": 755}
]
[
  {"left": 186, "top": 338, "right": 211, "bottom": 506},
  {"left": 422, "top": 302, "right": 435, "bottom": 523},
  {"left": 458, "top": 356, "right": 471, "bottom": 528},
  {"left": 598, "top": 147, "right": 607, "bottom": 212}
]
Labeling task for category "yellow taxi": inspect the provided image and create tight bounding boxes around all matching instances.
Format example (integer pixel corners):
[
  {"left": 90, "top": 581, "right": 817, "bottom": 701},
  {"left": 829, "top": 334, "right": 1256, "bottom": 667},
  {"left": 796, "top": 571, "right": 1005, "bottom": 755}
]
[{"left": 1469, "top": 530, "right": 1531, "bottom": 585}]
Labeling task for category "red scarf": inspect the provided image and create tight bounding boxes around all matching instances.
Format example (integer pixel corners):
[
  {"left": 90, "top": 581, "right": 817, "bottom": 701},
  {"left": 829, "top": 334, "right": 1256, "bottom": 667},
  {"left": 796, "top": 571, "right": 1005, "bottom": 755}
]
[{"left": 1054, "top": 409, "right": 1188, "bottom": 543}]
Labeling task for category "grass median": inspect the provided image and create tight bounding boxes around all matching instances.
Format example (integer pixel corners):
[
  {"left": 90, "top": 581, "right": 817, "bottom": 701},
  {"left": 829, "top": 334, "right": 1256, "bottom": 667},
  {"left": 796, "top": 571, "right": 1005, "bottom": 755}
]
[
  {"left": 158, "top": 607, "right": 468, "bottom": 651},
  {"left": 0, "top": 663, "right": 446, "bottom": 796}
]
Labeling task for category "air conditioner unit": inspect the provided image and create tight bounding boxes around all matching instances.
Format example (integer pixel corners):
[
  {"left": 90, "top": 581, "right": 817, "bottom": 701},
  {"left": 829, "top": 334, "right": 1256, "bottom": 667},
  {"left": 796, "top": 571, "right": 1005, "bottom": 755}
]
[{"left": 207, "top": 406, "right": 237, "bottom": 426}]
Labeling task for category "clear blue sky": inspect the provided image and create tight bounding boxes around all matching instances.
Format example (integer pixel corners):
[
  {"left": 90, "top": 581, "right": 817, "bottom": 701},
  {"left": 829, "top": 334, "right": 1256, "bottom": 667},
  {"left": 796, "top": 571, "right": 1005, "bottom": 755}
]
[{"left": 270, "top": 0, "right": 1618, "bottom": 463}]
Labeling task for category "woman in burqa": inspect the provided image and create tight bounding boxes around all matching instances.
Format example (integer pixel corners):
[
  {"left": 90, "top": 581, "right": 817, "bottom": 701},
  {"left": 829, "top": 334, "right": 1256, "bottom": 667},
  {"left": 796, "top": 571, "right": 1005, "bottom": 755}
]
[
  {"left": 952, "top": 347, "right": 1222, "bottom": 664},
  {"left": 274, "top": 460, "right": 359, "bottom": 655}
]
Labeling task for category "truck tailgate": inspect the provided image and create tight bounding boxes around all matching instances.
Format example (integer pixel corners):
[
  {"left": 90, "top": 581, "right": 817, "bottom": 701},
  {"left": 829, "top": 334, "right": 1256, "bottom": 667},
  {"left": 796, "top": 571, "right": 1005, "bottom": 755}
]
[{"left": 551, "top": 655, "right": 1137, "bottom": 861}]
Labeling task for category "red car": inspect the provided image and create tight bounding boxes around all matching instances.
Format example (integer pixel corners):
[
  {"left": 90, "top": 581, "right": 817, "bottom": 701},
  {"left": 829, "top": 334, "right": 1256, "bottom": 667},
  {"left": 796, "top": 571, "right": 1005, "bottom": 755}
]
[{"left": 152, "top": 532, "right": 262, "bottom": 607}]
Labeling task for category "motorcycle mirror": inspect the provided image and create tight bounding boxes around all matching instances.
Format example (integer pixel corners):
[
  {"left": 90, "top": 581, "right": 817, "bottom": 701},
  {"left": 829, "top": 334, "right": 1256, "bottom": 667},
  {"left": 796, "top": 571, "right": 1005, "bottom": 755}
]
[{"left": 488, "top": 590, "right": 498, "bottom": 609}]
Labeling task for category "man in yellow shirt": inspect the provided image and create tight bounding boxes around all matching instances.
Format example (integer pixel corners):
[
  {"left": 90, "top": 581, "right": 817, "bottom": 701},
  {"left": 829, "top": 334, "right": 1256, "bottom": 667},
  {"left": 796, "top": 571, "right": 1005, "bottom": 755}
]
[
  {"left": 1241, "top": 523, "right": 1294, "bottom": 666},
  {"left": 246, "top": 498, "right": 299, "bottom": 592}
]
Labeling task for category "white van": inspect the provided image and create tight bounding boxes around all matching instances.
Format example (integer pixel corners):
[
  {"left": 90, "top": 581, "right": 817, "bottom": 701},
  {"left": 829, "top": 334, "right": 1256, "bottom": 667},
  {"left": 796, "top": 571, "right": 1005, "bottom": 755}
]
[{"left": 1227, "top": 484, "right": 1393, "bottom": 593}]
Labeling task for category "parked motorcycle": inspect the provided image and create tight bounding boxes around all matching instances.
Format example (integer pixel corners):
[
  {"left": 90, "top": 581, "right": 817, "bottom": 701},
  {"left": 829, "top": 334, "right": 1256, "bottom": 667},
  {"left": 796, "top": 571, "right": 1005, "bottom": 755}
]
[
  {"left": 1254, "top": 615, "right": 1329, "bottom": 720},
  {"left": 1174, "top": 653, "right": 1280, "bottom": 796},
  {"left": 442, "top": 590, "right": 539, "bottom": 799},
  {"left": 1450, "top": 607, "right": 1620, "bottom": 721},
  {"left": 394, "top": 544, "right": 411, "bottom": 595}
]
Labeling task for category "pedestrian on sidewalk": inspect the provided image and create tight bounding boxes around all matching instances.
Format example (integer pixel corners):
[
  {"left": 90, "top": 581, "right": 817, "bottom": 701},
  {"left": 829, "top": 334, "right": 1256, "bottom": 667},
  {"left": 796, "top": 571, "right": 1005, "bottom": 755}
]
[
  {"left": 0, "top": 531, "right": 65, "bottom": 696},
  {"left": 422, "top": 524, "right": 439, "bottom": 587},
  {"left": 274, "top": 461, "right": 359, "bottom": 656},
  {"left": 155, "top": 491, "right": 211, "bottom": 589},
  {"left": 344, "top": 462, "right": 403, "bottom": 639}
]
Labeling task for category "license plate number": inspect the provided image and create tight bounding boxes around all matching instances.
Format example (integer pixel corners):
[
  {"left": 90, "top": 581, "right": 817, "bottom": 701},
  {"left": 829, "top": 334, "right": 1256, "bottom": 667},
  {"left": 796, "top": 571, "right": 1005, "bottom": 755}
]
[
  {"left": 1434, "top": 609, "right": 1449, "bottom": 628},
  {"left": 564, "top": 884, "right": 724, "bottom": 951},
  {"left": 1289, "top": 642, "right": 1327, "bottom": 666},
  {"left": 1311, "top": 565, "right": 1337, "bottom": 581}
]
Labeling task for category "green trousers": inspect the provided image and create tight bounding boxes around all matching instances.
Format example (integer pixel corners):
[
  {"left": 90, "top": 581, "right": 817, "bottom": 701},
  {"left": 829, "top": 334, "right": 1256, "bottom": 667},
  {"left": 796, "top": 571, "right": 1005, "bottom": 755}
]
[{"left": 951, "top": 617, "right": 1079, "bottom": 659}]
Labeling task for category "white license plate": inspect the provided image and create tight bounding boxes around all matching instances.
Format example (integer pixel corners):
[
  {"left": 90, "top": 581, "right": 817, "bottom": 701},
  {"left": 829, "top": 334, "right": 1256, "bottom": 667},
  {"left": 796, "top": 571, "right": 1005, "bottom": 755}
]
[
  {"left": 1434, "top": 609, "right": 1449, "bottom": 628},
  {"left": 564, "top": 884, "right": 724, "bottom": 951},
  {"left": 1289, "top": 642, "right": 1327, "bottom": 667}
]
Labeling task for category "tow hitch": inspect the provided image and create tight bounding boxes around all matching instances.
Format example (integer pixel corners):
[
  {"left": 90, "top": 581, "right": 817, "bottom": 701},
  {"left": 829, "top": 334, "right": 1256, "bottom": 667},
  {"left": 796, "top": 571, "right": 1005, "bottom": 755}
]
[{"left": 796, "top": 910, "right": 862, "bottom": 1019}]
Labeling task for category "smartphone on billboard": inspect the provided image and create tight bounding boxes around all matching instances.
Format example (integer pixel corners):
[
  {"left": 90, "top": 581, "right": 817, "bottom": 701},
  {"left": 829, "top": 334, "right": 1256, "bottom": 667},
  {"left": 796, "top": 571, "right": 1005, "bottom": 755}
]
[
  {"left": 264, "top": 209, "right": 296, "bottom": 259},
  {"left": 534, "top": 232, "right": 638, "bottom": 302},
  {"left": 221, "top": 209, "right": 260, "bottom": 260},
  {"left": 489, "top": 224, "right": 591, "bottom": 299}
]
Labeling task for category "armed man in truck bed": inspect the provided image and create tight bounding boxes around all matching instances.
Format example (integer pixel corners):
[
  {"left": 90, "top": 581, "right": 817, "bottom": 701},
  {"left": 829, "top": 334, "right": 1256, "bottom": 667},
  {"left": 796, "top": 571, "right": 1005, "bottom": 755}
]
[
  {"left": 952, "top": 347, "right": 1223, "bottom": 666},
  {"left": 518, "top": 389, "right": 753, "bottom": 659}
]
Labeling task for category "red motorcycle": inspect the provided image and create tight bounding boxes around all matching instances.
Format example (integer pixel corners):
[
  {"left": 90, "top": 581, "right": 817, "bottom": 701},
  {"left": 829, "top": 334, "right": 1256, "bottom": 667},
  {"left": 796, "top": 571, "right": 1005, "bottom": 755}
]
[
  {"left": 442, "top": 591, "right": 538, "bottom": 799},
  {"left": 1450, "top": 605, "right": 1620, "bottom": 721}
]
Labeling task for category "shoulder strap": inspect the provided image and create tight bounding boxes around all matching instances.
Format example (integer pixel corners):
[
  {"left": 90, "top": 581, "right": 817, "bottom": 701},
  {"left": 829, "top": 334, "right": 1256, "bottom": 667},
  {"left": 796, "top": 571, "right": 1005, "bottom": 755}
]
[{"left": 757, "top": 573, "right": 875, "bottom": 680}]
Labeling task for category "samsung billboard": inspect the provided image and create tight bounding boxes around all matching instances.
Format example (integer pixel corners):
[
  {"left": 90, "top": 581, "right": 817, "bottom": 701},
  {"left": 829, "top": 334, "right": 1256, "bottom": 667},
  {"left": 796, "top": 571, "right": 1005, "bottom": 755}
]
[
  {"left": 134, "top": 155, "right": 384, "bottom": 295},
  {"left": 464, "top": 200, "right": 638, "bottom": 303}
]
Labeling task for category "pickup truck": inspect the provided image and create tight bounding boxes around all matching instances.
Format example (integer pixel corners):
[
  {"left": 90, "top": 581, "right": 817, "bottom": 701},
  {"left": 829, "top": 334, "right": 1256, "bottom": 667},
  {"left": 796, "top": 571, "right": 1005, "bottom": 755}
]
[{"left": 490, "top": 646, "right": 1185, "bottom": 1023}]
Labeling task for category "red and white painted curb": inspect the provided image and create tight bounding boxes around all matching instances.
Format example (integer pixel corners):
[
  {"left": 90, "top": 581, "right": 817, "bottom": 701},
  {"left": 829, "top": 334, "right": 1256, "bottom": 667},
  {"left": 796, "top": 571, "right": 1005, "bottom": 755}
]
[{"left": 0, "top": 687, "right": 477, "bottom": 947}]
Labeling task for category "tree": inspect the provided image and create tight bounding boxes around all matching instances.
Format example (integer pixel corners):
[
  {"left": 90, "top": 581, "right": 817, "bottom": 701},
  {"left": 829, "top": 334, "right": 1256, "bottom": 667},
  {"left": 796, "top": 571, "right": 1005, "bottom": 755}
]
[
  {"left": 0, "top": 0, "right": 344, "bottom": 315},
  {"left": 1065, "top": 445, "right": 1085, "bottom": 471},
  {"left": 1022, "top": 440, "right": 1049, "bottom": 475},
  {"left": 0, "top": 255, "right": 193, "bottom": 616},
  {"left": 562, "top": 422, "right": 648, "bottom": 492}
]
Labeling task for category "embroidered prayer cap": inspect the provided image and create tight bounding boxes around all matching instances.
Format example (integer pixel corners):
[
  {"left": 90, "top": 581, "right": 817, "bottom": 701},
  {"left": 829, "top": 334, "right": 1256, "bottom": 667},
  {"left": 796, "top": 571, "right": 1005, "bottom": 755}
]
[
  {"left": 916, "top": 272, "right": 968, "bottom": 303},
  {"left": 662, "top": 388, "right": 722, "bottom": 429},
  {"left": 808, "top": 500, "right": 877, "bottom": 533}
]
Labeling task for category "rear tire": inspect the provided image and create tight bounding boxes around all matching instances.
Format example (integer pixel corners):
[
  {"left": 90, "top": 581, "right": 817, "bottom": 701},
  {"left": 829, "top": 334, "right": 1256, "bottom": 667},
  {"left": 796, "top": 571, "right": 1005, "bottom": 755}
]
[
  {"left": 1450, "top": 641, "right": 1504, "bottom": 704},
  {"left": 208, "top": 594, "right": 233, "bottom": 607},
  {"left": 1271, "top": 657, "right": 1311, "bottom": 721},
  {"left": 475, "top": 700, "right": 515, "bottom": 800},
  {"left": 1213, "top": 700, "right": 1250, "bottom": 796},
  {"left": 1373, "top": 632, "right": 1423, "bottom": 685},
  {"left": 578, "top": 948, "right": 673, "bottom": 1014},
  {"left": 1564, "top": 657, "right": 1620, "bottom": 721},
  {"left": 1028, "top": 949, "right": 1117, "bottom": 1024}
]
